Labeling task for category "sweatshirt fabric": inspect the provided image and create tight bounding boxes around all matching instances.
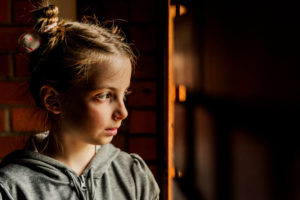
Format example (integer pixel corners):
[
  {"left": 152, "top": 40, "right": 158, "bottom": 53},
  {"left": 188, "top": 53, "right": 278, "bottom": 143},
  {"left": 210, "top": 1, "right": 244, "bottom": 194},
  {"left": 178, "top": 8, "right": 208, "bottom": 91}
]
[{"left": 0, "top": 136, "right": 160, "bottom": 200}]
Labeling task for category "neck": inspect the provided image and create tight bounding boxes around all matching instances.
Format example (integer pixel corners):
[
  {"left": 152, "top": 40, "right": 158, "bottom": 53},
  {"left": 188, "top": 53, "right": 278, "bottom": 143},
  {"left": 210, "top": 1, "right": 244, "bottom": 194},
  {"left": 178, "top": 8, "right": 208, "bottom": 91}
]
[{"left": 43, "top": 131, "right": 96, "bottom": 175}]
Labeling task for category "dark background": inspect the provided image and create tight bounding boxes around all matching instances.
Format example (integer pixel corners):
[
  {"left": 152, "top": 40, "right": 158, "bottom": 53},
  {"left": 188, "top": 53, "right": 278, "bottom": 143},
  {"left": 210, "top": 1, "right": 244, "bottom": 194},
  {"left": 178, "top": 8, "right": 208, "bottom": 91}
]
[{"left": 172, "top": 0, "right": 300, "bottom": 200}]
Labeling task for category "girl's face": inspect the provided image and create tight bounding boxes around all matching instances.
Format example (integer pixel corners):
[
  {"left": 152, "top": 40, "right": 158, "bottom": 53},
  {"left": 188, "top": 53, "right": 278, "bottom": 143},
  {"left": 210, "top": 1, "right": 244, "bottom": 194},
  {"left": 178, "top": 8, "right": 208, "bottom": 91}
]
[{"left": 59, "top": 56, "right": 132, "bottom": 145}]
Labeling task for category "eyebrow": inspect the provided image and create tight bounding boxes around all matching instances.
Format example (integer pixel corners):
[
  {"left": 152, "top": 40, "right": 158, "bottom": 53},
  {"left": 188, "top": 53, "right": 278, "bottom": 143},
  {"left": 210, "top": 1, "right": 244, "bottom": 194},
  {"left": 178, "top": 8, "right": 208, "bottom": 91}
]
[{"left": 89, "top": 85, "right": 130, "bottom": 91}]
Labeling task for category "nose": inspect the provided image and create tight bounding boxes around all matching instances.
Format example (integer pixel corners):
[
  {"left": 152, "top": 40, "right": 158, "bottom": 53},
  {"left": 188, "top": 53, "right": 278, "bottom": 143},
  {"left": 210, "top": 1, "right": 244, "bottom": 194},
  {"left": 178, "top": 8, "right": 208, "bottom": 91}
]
[{"left": 113, "top": 98, "right": 128, "bottom": 121}]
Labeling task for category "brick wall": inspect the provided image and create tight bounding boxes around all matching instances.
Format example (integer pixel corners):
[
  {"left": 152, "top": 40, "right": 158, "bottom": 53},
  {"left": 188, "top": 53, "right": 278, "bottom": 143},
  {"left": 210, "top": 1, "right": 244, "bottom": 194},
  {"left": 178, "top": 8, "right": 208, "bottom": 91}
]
[
  {"left": 0, "top": 0, "right": 42, "bottom": 158},
  {"left": 0, "top": 0, "right": 167, "bottom": 197}
]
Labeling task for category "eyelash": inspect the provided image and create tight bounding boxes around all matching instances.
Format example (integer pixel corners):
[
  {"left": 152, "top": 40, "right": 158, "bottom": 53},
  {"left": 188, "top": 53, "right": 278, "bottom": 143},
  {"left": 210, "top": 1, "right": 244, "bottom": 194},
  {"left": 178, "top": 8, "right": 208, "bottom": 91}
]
[
  {"left": 96, "top": 90, "right": 132, "bottom": 102},
  {"left": 96, "top": 92, "right": 112, "bottom": 100},
  {"left": 123, "top": 90, "right": 132, "bottom": 101}
]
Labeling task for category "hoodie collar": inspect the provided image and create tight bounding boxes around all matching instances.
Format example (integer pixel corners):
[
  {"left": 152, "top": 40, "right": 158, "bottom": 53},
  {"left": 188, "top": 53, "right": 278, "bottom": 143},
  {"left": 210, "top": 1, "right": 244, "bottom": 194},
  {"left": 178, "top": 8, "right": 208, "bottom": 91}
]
[{"left": 0, "top": 135, "right": 121, "bottom": 179}]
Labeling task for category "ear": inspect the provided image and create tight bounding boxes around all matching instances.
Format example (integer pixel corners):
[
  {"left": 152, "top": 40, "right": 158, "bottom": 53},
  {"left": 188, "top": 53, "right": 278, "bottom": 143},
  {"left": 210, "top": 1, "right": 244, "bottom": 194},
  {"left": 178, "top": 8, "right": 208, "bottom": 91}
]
[{"left": 40, "top": 85, "right": 62, "bottom": 114}]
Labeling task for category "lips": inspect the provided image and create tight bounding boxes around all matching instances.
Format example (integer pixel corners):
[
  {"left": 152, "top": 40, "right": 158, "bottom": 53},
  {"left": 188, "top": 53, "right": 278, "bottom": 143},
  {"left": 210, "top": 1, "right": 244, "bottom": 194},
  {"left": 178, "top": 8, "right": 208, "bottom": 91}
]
[{"left": 105, "top": 128, "right": 118, "bottom": 136}]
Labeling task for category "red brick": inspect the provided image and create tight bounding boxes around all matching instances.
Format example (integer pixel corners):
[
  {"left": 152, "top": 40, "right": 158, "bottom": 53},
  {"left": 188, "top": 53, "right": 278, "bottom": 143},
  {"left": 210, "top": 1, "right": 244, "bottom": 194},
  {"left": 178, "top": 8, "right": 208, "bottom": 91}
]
[
  {"left": 0, "top": 82, "right": 34, "bottom": 105},
  {"left": 0, "top": 54, "right": 11, "bottom": 78},
  {"left": 0, "top": 27, "right": 30, "bottom": 51},
  {"left": 128, "top": 81, "right": 156, "bottom": 107},
  {"left": 12, "top": 0, "right": 35, "bottom": 24},
  {"left": 0, "top": 0, "right": 10, "bottom": 23},
  {"left": 130, "top": 0, "right": 156, "bottom": 22},
  {"left": 129, "top": 110, "right": 156, "bottom": 134},
  {"left": 0, "top": 109, "right": 9, "bottom": 132},
  {"left": 133, "top": 56, "right": 157, "bottom": 79},
  {"left": 0, "top": 136, "right": 28, "bottom": 158},
  {"left": 11, "top": 107, "right": 45, "bottom": 132},
  {"left": 129, "top": 137, "right": 157, "bottom": 161},
  {"left": 15, "top": 53, "right": 30, "bottom": 77},
  {"left": 130, "top": 26, "right": 157, "bottom": 52}
]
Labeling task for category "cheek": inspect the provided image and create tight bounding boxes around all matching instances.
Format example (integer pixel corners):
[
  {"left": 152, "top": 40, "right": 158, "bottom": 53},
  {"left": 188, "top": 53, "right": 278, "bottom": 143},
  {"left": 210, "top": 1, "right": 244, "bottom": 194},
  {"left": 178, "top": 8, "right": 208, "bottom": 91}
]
[
  {"left": 86, "top": 106, "right": 107, "bottom": 128},
  {"left": 62, "top": 98, "right": 111, "bottom": 132},
  {"left": 63, "top": 101, "right": 87, "bottom": 124},
  {"left": 61, "top": 100, "right": 91, "bottom": 131}
]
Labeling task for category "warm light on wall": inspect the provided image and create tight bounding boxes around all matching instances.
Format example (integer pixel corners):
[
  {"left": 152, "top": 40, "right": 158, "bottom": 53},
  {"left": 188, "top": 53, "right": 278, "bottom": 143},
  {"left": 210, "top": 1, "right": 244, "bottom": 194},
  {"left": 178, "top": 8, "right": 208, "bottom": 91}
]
[
  {"left": 180, "top": 5, "right": 187, "bottom": 15},
  {"left": 168, "top": 3, "right": 187, "bottom": 200},
  {"left": 168, "top": 4, "right": 176, "bottom": 200},
  {"left": 178, "top": 84, "right": 187, "bottom": 102}
]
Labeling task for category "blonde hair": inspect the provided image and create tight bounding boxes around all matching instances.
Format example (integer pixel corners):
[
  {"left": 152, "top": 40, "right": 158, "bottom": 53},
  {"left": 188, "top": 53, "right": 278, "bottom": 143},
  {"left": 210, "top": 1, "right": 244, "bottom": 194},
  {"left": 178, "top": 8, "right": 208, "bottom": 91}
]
[{"left": 29, "top": 5, "right": 136, "bottom": 108}]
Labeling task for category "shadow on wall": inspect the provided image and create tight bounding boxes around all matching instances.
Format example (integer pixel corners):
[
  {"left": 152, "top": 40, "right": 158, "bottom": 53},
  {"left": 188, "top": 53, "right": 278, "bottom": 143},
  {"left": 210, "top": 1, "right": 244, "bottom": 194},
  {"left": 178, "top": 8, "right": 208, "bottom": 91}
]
[{"left": 172, "top": 1, "right": 300, "bottom": 200}]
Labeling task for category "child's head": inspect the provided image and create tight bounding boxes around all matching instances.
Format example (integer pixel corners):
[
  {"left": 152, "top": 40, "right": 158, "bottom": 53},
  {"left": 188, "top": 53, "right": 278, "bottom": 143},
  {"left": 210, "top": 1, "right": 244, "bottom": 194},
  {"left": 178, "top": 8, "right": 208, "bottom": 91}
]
[{"left": 22, "top": 5, "right": 135, "bottom": 145}]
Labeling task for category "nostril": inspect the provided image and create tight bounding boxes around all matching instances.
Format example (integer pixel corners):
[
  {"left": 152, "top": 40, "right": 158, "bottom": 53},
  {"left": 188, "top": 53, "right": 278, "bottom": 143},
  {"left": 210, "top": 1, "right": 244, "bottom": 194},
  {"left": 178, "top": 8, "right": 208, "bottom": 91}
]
[{"left": 113, "top": 107, "right": 128, "bottom": 121}]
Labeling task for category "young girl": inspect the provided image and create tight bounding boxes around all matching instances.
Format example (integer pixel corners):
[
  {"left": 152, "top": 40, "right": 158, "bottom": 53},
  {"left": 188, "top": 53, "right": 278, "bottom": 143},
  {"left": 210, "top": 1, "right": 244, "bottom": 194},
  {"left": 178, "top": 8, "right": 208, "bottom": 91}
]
[{"left": 0, "top": 5, "right": 159, "bottom": 200}]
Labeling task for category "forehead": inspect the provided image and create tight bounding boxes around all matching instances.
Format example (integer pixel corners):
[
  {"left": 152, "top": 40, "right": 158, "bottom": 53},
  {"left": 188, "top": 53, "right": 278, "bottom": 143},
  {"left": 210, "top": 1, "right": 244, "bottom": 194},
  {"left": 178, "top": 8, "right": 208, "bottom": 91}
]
[{"left": 85, "top": 56, "right": 132, "bottom": 90}]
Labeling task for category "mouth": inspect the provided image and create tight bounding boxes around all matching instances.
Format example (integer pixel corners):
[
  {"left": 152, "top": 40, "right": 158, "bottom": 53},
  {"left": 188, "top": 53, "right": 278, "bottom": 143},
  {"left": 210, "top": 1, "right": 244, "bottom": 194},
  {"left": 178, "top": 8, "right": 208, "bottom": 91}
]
[{"left": 105, "top": 128, "right": 118, "bottom": 136}]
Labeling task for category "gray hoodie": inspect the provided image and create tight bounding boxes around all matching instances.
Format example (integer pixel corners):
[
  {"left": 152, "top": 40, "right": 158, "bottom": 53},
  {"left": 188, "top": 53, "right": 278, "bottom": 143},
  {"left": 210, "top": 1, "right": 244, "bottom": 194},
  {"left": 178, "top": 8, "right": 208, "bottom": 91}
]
[{"left": 0, "top": 142, "right": 160, "bottom": 200}]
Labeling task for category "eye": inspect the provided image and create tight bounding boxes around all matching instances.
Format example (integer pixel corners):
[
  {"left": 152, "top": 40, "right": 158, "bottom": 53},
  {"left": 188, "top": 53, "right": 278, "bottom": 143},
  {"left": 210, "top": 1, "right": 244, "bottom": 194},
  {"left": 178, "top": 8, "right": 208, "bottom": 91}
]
[
  {"left": 123, "top": 90, "right": 132, "bottom": 101},
  {"left": 96, "top": 92, "right": 112, "bottom": 101}
]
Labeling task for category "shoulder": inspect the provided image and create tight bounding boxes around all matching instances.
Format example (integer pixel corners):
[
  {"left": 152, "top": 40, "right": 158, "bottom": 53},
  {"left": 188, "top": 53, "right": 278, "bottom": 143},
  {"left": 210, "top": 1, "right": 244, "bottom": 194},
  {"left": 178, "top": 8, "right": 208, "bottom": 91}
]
[
  {"left": 0, "top": 151, "right": 29, "bottom": 182},
  {"left": 0, "top": 152, "right": 30, "bottom": 200},
  {"left": 0, "top": 149, "right": 54, "bottom": 189},
  {"left": 0, "top": 154, "right": 35, "bottom": 191},
  {"left": 112, "top": 150, "right": 149, "bottom": 174},
  {"left": 115, "top": 150, "right": 145, "bottom": 166},
  {"left": 113, "top": 150, "right": 160, "bottom": 199}
]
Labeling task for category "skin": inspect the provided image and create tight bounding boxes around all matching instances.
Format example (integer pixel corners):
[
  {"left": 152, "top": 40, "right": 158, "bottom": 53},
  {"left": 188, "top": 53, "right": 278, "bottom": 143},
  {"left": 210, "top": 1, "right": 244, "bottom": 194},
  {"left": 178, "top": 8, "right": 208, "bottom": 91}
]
[{"left": 41, "top": 56, "right": 132, "bottom": 174}]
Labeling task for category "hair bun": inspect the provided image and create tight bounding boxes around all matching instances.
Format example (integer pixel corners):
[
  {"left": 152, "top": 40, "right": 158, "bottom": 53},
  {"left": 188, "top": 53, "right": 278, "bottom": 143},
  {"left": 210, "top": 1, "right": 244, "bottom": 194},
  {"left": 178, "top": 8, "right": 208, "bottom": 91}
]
[
  {"left": 43, "top": 5, "right": 59, "bottom": 19},
  {"left": 18, "top": 32, "right": 41, "bottom": 53},
  {"left": 33, "top": 5, "right": 59, "bottom": 33}
]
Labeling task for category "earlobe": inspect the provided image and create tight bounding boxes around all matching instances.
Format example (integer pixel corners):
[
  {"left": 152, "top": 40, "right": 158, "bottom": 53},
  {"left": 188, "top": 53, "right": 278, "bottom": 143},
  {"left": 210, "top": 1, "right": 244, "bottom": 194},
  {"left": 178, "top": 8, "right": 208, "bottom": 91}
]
[{"left": 40, "top": 85, "right": 62, "bottom": 114}]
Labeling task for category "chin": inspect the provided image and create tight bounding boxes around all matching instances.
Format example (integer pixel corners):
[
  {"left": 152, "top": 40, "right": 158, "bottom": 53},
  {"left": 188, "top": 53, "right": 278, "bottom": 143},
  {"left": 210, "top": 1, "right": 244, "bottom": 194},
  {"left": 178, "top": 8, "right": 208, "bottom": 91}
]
[{"left": 96, "top": 137, "right": 113, "bottom": 146}]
